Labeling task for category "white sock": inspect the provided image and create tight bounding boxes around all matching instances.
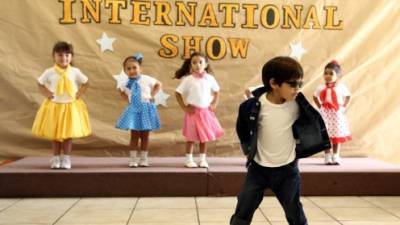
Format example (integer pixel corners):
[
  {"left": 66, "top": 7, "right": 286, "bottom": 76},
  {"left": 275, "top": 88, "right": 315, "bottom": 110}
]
[
  {"left": 140, "top": 151, "right": 148, "bottom": 159},
  {"left": 62, "top": 155, "right": 70, "bottom": 159},
  {"left": 186, "top": 153, "right": 193, "bottom": 162},
  {"left": 130, "top": 151, "right": 138, "bottom": 158},
  {"left": 199, "top": 153, "right": 207, "bottom": 161}
]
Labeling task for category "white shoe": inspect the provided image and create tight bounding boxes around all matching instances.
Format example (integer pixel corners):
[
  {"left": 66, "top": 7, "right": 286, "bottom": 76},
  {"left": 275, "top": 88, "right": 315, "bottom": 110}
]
[
  {"left": 50, "top": 156, "right": 61, "bottom": 169},
  {"left": 199, "top": 160, "right": 209, "bottom": 168},
  {"left": 185, "top": 160, "right": 198, "bottom": 168},
  {"left": 61, "top": 156, "right": 71, "bottom": 169},
  {"left": 139, "top": 157, "right": 149, "bottom": 167},
  {"left": 129, "top": 157, "right": 139, "bottom": 167},
  {"left": 324, "top": 154, "right": 333, "bottom": 165},
  {"left": 332, "top": 154, "right": 341, "bottom": 165}
]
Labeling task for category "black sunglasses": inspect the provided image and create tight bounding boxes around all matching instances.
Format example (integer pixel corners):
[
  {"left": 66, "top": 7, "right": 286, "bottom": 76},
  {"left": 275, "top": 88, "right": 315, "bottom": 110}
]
[{"left": 285, "top": 80, "right": 303, "bottom": 88}]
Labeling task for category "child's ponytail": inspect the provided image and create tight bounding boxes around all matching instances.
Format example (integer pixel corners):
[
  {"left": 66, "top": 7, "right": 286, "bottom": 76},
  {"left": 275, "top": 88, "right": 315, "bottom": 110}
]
[{"left": 174, "top": 58, "right": 191, "bottom": 79}]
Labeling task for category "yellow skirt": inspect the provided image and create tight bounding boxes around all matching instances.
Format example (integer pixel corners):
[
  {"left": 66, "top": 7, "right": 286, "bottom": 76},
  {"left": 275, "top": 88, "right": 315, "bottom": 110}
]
[{"left": 32, "top": 99, "right": 91, "bottom": 141}]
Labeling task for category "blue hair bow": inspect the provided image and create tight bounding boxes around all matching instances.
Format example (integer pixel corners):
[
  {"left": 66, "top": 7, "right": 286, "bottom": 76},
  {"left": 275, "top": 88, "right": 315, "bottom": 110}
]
[{"left": 133, "top": 52, "right": 143, "bottom": 61}]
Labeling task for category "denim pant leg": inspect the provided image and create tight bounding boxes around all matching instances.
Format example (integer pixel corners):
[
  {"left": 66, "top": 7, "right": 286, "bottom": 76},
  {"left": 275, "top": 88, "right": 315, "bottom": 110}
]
[
  {"left": 272, "top": 162, "right": 307, "bottom": 225},
  {"left": 230, "top": 163, "right": 269, "bottom": 225}
]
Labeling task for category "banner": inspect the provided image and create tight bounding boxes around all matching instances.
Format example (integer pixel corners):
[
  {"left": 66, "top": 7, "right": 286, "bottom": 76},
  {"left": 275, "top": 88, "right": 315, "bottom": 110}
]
[{"left": 0, "top": 0, "right": 399, "bottom": 163}]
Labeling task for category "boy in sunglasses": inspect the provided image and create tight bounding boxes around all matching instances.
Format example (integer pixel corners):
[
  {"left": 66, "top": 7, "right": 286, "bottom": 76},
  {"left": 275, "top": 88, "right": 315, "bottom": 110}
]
[{"left": 232, "top": 57, "right": 330, "bottom": 225}]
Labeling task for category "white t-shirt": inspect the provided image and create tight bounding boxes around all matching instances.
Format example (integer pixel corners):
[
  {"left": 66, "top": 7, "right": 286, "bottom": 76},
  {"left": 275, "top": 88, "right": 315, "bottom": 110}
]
[
  {"left": 120, "top": 74, "right": 158, "bottom": 103},
  {"left": 37, "top": 66, "right": 88, "bottom": 103},
  {"left": 175, "top": 74, "right": 220, "bottom": 108},
  {"left": 254, "top": 93, "right": 299, "bottom": 167},
  {"left": 314, "top": 83, "right": 351, "bottom": 106}
]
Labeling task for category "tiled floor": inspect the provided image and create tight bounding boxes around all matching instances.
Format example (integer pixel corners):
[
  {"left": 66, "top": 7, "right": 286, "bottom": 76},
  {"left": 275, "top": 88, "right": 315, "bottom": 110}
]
[{"left": 0, "top": 196, "right": 399, "bottom": 225}]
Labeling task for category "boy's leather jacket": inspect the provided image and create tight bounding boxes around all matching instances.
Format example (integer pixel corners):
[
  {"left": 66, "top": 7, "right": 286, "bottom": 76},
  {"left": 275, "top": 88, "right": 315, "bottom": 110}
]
[{"left": 236, "top": 87, "right": 331, "bottom": 166}]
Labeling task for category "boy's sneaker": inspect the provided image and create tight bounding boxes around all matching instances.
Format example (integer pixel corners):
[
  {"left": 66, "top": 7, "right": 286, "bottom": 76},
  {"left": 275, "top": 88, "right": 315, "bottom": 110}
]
[
  {"left": 139, "top": 157, "right": 149, "bottom": 167},
  {"left": 60, "top": 156, "right": 71, "bottom": 169},
  {"left": 332, "top": 154, "right": 341, "bottom": 165},
  {"left": 324, "top": 154, "right": 333, "bottom": 165},
  {"left": 50, "top": 156, "right": 61, "bottom": 169},
  {"left": 199, "top": 160, "right": 209, "bottom": 168},
  {"left": 185, "top": 160, "right": 198, "bottom": 168},
  {"left": 129, "top": 157, "right": 139, "bottom": 168}
]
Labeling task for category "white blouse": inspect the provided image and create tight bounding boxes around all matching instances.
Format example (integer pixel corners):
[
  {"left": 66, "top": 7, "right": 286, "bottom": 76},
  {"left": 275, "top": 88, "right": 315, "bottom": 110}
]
[
  {"left": 120, "top": 74, "right": 158, "bottom": 103},
  {"left": 38, "top": 66, "right": 88, "bottom": 103},
  {"left": 176, "top": 74, "right": 220, "bottom": 108}
]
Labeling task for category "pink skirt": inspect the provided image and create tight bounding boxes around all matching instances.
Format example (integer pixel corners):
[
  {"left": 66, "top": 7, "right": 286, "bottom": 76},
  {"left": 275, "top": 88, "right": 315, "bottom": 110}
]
[
  {"left": 183, "top": 107, "right": 224, "bottom": 142},
  {"left": 320, "top": 107, "right": 352, "bottom": 144}
]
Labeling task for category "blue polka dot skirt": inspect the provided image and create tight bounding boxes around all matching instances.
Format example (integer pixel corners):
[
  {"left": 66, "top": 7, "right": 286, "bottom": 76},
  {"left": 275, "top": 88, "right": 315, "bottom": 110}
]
[{"left": 116, "top": 102, "right": 161, "bottom": 131}]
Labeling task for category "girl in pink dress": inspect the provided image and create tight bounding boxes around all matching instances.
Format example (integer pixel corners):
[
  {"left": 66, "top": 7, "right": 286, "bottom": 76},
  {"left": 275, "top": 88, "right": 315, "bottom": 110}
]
[
  {"left": 175, "top": 52, "right": 224, "bottom": 168},
  {"left": 313, "top": 60, "right": 352, "bottom": 165}
]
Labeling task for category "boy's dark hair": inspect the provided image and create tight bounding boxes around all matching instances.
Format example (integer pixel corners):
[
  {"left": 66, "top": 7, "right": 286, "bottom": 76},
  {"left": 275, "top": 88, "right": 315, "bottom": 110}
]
[
  {"left": 325, "top": 60, "right": 341, "bottom": 75},
  {"left": 52, "top": 41, "right": 74, "bottom": 55},
  {"left": 174, "top": 52, "right": 213, "bottom": 79},
  {"left": 262, "top": 56, "right": 303, "bottom": 92}
]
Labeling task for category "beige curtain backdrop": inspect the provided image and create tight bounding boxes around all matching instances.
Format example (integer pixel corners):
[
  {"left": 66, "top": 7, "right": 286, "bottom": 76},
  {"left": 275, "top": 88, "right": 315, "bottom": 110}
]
[{"left": 0, "top": 0, "right": 399, "bottom": 163}]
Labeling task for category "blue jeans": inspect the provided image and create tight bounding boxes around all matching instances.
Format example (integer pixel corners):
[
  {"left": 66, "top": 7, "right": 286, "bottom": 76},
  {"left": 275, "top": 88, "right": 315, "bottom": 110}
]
[{"left": 231, "top": 160, "right": 307, "bottom": 225}]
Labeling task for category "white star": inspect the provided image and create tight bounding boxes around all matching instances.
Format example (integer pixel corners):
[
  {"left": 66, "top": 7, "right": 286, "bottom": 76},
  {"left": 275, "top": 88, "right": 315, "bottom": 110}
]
[
  {"left": 96, "top": 32, "right": 116, "bottom": 52},
  {"left": 289, "top": 42, "right": 306, "bottom": 60},
  {"left": 154, "top": 90, "right": 170, "bottom": 107},
  {"left": 113, "top": 70, "right": 128, "bottom": 90}
]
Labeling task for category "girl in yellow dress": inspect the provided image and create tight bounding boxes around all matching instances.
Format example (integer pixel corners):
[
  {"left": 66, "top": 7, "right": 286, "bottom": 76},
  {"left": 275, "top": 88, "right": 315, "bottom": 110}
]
[{"left": 32, "top": 41, "right": 91, "bottom": 169}]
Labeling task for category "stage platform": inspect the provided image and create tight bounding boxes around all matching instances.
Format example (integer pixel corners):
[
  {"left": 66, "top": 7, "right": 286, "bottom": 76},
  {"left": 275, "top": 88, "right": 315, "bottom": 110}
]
[{"left": 1, "top": 157, "right": 400, "bottom": 197}]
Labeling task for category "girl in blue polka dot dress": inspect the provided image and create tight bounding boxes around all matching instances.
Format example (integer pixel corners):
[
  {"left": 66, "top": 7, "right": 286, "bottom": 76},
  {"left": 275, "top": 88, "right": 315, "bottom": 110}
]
[{"left": 116, "top": 54, "right": 161, "bottom": 167}]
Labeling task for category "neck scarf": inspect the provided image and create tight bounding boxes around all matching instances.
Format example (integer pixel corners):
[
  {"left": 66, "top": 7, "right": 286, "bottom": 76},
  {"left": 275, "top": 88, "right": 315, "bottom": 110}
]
[
  {"left": 320, "top": 83, "right": 339, "bottom": 111},
  {"left": 54, "top": 64, "right": 74, "bottom": 97},
  {"left": 126, "top": 75, "right": 142, "bottom": 112},
  {"left": 192, "top": 71, "right": 206, "bottom": 78}
]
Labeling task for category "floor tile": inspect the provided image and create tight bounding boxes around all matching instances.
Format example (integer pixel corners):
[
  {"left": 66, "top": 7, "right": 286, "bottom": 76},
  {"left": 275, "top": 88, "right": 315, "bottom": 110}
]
[
  {"left": 57, "top": 208, "right": 132, "bottom": 224},
  {"left": 201, "top": 222, "right": 269, "bottom": 225},
  {"left": 131, "top": 223, "right": 197, "bottom": 225},
  {"left": 363, "top": 197, "right": 400, "bottom": 208},
  {"left": 324, "top": 207, "right": 400, "bottom": 221},
  {"left": 196, "top": 197, "right": 237, "bottom": 209},
  {"left": 75, "top": 197, "right": 137, "bottom": 209},
  {"left": 0, "top": 198, "right": 77, "bottom": 224},
  {"left": 270, "top": 222, "right": 341, "bottom": 225},
  {"left": 130, "top": 208, "right": 198, "bottom": 223},
  {"left": 340, "top": 222, "right": 400, "bottom": 225},
  {"left": 0, "top": 199, "right": 20, "bottom": 211},
  {"left": 136, "top": 197, "right": 195, "bottom": 209},
  {"left": 308, "top": 197, "right": 375, "bottom": 208},
  {"left": 260, "top": 207, "right": 334, "bottom": 222},
  {"left": 198, "top": 208, "right": 266, "bottom": 222},
  {"left": 385, "top": 208, "right": 400, "bottom": 217},
  {"left": 259, "top": 197, "right": 317, "bottom": 208}
]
